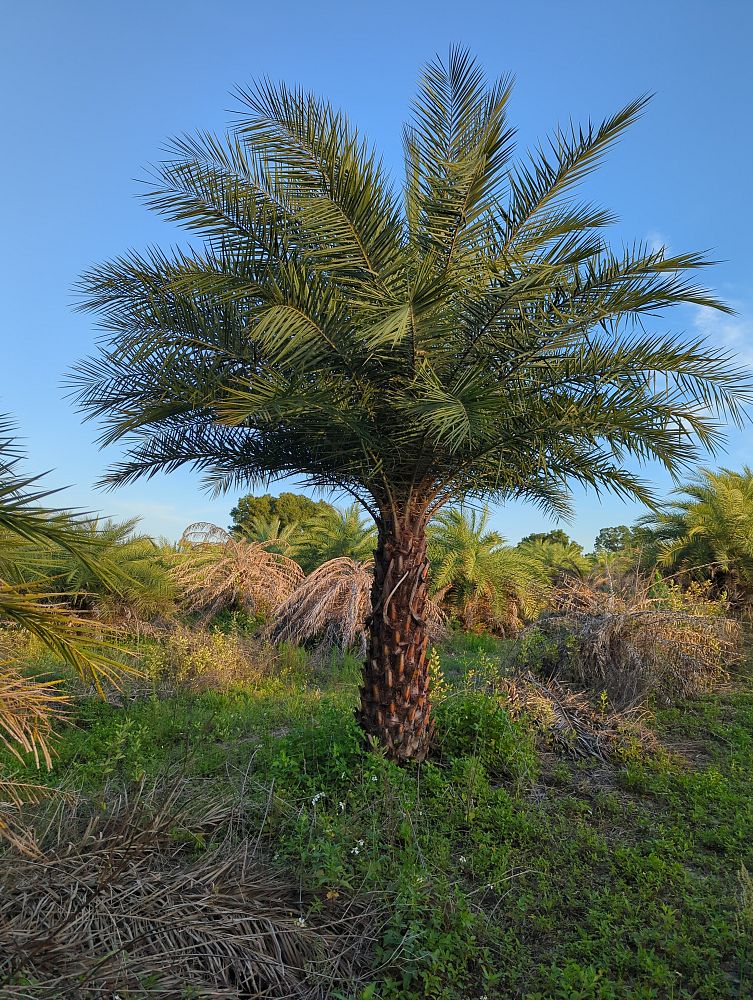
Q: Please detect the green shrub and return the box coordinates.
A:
[512,624,574,675]
[140,627,274,690]
[433,691,538,788]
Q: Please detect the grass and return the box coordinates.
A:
[2,634,752,999]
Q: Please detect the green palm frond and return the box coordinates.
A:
[69,47,750,541]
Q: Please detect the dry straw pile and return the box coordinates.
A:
[0,783,371,998]
[538,577,741,708]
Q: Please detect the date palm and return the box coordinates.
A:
[0,417,120,792]
[72,49,750,759]
[299,503,377,571]
[643,467,753,606]
[428,507,544,633]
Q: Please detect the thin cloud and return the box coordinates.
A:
[691,303,753,368]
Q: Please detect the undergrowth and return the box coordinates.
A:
[1,632,752,998]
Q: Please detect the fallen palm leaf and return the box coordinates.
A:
[173,522,303,619]
[0,782,371,997]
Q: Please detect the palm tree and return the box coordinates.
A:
[516,537,593,582]
[642,467,753,607]
[72,49,750,759]
[429,507,544,634]
[0,417,120,791]
[24,517,175,623]
[173,522,303,619]
[238,514,302,557]
[298,503,377,571]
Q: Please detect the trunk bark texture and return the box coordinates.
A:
[357,507,433,762]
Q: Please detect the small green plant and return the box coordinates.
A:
[736,863,753,993]
[433,691,538,789]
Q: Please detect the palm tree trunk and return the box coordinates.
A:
[357,507,434,762]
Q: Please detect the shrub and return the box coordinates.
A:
[530,578,741,708]
[433,691,538,788]
[141,627,276,691]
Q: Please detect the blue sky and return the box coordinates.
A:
[2,0,752,547]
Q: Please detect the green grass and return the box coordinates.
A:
[3,637,753,999]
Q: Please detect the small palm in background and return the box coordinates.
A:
[429,507,546,634]
[517,537,593,583]
[643,467,753,609]
[298,504,377,572]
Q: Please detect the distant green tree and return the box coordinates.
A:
[519,528,573,547]
[229,492,333,537]
[594,524,636,552]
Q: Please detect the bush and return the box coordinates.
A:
[141,626,277,691]
[433,691,538,788]
[526,578,741,708]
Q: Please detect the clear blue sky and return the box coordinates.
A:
[2,0,752,547]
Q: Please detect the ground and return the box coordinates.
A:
[2,632,752,999]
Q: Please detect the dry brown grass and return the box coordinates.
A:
[269,557,447,656]
[0,782,373,998]
[173,522,303,620]
[539,577,741,708]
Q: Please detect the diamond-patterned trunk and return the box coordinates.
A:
[357,509,433,762]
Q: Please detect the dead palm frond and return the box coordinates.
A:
[0,783,370,998]
[537,577,740,707]
[269,557,374,655]
[173,522,303,619]
[501,671,659,761]
[269,557,447,656]
[0,667,68,769]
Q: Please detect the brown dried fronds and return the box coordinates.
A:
[0,666,69,770]
[173,522,303,619]
[269,557,374,655]
[501,672,659,761]
[269,557,447,656]
[541,577,740,708]
[0,782,372,998]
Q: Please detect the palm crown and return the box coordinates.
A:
[72,48,751,759]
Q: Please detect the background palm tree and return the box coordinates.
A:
[23,517,175,623]
[643,467,753,608]
[429,507,545,634]
[72,49,749,759]
[298,504,377,572]
[237,514,302,557]
[516,537,593,583]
